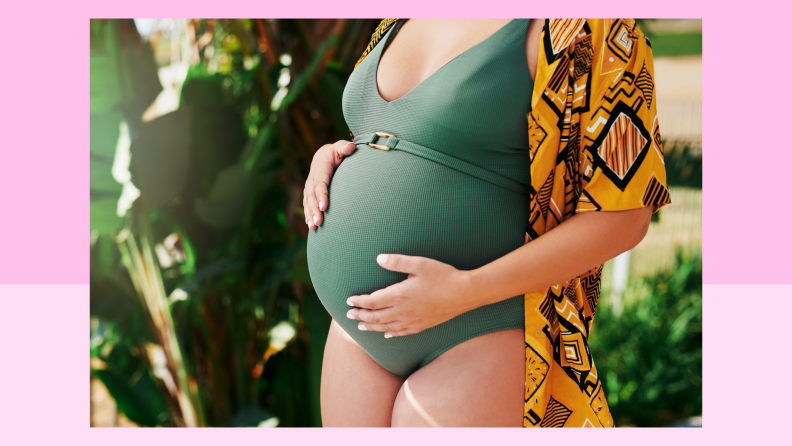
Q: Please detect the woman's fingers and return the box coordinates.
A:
[303,140,356,230]
[336,140,358,158]
[355,321,402,334]
[310,140,357,228]
[304,144,331,230]
[305,186,321,229]
[311,163,333,226]
[303,177,316,230]
[347,282,403,310]
[348,308,402,332]
[382,327,420,338]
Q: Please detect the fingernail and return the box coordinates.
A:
[358,323,367,331]
[346,311,355,319]
[346,142,356,150]
[319,200,324,210]
[346,298,353,306]
[377,254,388,265]
[384,333,393,339]
[313,215,319,225]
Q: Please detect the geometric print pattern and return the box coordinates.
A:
[636,63,654,108]
[350,18,671,428]
[540,397,573,427]
[523,18,670,428]
[597,112,648,180]
[354,18,398,71]
[525,343,549,406]
[643,176,671,208]
[544,19,587,64]
[588,102,654,191]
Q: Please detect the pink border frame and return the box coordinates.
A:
[0,0,787,440]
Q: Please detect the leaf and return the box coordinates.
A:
[272,33,339,112]
[91,158,123,194]
[90,20,163,231]
[90,19,162,124]
[130,108,192,208]
[91,232,121,278]
[180,63,249,189]
[242,121,276,172]
[194,163,252,228]
[91,197,125,233]
[90,111,127,233]
[90,111,126,185]
[195,148,284,229]
[90,21,131,115]
[92,368,169,427]
[91,341,170,426]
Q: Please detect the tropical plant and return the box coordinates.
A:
[90,18,378,427]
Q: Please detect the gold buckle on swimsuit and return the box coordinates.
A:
[369,131,395,151]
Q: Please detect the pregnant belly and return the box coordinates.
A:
[306,145,530,374]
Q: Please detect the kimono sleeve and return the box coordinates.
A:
[575,19,671,214]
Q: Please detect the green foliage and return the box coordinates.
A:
[664,142,702,189]
[91,320,171,426]
[634,19,702,57]
[90,20,163,233]
[90,19,375,427]
[129,108,192,208]
[649,32,702,58]
[589,248,702,427]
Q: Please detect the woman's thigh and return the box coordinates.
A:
[320,318,406,427]
[391,328,525,427]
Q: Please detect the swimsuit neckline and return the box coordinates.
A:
[373,19,519,105]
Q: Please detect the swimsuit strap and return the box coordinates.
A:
[381,18,408,54]
[353,132,531,196]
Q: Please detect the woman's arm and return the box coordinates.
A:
[466,206,651,308]
[346,206,652,337]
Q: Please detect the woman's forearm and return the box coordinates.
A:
[462,206,653,310]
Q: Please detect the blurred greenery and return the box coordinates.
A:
[664,142,702,189]
[635,19,702,57]
[590,248,703,427]
[90,18,702,427]
[649,32,702,58]
[90,18,375,427]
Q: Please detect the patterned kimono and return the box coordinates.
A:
[351,18,671,428]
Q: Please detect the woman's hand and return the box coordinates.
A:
[345,254,476,338]
[303,140,358,230]
[344,207,654,340]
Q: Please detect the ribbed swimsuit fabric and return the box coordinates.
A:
[350,18,534,186]
[307,19,534,378]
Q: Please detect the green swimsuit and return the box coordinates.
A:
[307,18,534,378]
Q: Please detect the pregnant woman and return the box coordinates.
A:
[304,18,670,427]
